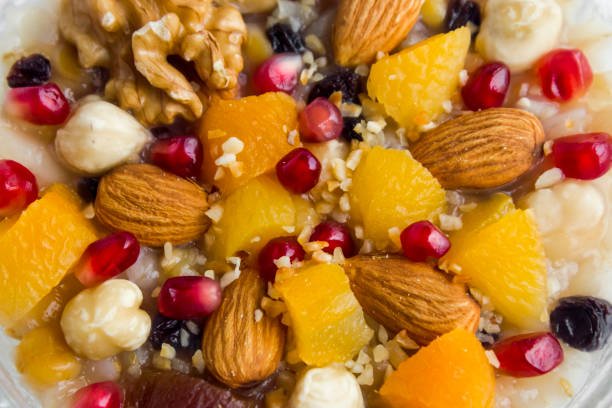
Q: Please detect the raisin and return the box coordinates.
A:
[308,69,364,104]
[446,0,481,36]
[341,116,364,142]
[550,296,611,351]
[266,23,305,54]
[76,178,100,203]
[7,54,52,88]
[149,314,202,352]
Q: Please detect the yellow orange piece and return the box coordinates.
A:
[421,0,448,28]
[443,208,547,329]
[350,146,446,249]
[199,92,300,194]
[275,263,373,366]
[206,176,296,260]
[16,325,81,386]
[244,24,273,69]
[381,328,495,408]
[367,26,471,129]
[451,193,515,245]
[0,184,97,327]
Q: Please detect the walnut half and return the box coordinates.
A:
[59,0,246,126]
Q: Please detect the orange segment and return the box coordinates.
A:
[0,184,98,327]
[275,264,373,366]
[380,328,495,408]
[199,92,300,194]
[367,26,471,129]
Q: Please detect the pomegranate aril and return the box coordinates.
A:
[0,159,38,218]
[309,221,356,257]
[149,135,203,179]
[158,276,222,320]
[400,221,450,262]
[461,62,510,110]
[493,332,564,378]
[253,53,302,94]
[299,97,343,143]
[258,236,306,282]
[74,231,140,287]
[5,83,70,125]
[72,381,123,408]
[536,49,593,102]
[276,148,322,194]
[552,133,611,180]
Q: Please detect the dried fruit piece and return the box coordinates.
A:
[258,236,306,282]
[266,23,305,54]
[550,296,611,351]
[400,221,450,262]
[299,97,343,143]
[461,62,510,111]
[149,136,203,179]
[345,256,480,345]
[72,382,123,408]
[380,328,495,408]
[0,160,38,218]
[276,148,322,194]
[7,54,51,88]
[551,133,611,180]
[341,117,364,142]
[536,49,593,102]
[493,332,563,378]
[445,0,480,35]
[308,70,363,104]
[76,177,100,203]
[5,83,70,125]
[309,221,356,257]
[253,53,303,94]
[149,314,202,352]
[158,276,222,320]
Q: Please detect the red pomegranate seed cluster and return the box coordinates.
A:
[158,276,222,320]
[493,332,564,377]
[299,97,343,143]
[309,220,356,257]
[149,135,203,179]
[253,53,303,94]
[258,236,306,282]
[536,49,593,102]
[0,159,38,218]
[276,148,322,194]
[5,83,70,125]
[461,62,510,111]
[72,381,123,408]
[400,221,450,262]
[551,133,611,180]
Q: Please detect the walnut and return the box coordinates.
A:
[59,0,246,126]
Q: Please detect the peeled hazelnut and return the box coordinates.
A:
[288,365,364,408]
[60,279,151,360]
[55,97,151,175]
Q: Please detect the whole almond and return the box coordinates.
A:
[344,255,480,345]
[203,269,285,388]
[333,0,425,66]
[95,164,210,246]
[410,108,545,190]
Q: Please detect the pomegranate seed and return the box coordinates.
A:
[536,49,593,102]
[74,231,140,287]
[551,133,611,180]
[72,381,122,408]
[5,83,70,125]
[461,62,510,110]
[158,276,222,319]
[299,97,343,143]
[400,221,450,262]
[0,160,38,218]
[149,136,203,179]
[253,53,303,94]
[258,236,306,282]
[493,332,564,377]
[309,221,355,257]
[276,148,322,194]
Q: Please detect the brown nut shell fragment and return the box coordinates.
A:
[344,255,480,345]
[203,269,285,388]
[410,108,545,190]
[95,164,210,247]
[333,0,425,66]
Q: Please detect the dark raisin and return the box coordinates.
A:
[550,296,611,351]
[7,54,52,88]
[149,314,202,352]
[76,177,100,203]
[341,116,363,142]
[446,0,481,36]
[308,69,364,104]
[266,23,305,54]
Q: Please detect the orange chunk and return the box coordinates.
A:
[0,184,98,327]
[367,27,471,129]
[275,263,373,366]
[199,92,300,194]
[380,328,495,408]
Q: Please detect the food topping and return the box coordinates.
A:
[309,220,356,257]
[149,135,203,179]
[536,49,593,102]
[492,332,564,377]
[5,83,71,125]
[55,98,151,175]
[276,148,322,194]
[266,23,306,54]
[400,221,450,262]
[299,97,343,143]
[551,133,612,181]
[550,296,611,351]
[60,279,151,360]
[149,314,202,352]
[76,177,100,203]
[288,365,364,408]
[308,69,363,104]
[258,236,305,282]
[253,53,303,94]
[7,54,52,88]
[59,0,246,126]
[0,160,38,218]
[157,276,222,320]
[461,61,510,111]
[445,0,481,35]
[72,381,123,408]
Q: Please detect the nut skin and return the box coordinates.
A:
[333,0,425,66]
[95,164,210,247]
[410,108,545,190]
[344,255,480,345]
[202,269,285,388]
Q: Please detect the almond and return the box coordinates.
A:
[333,0,425,66]
[95,164,210,247]
[411,108,545,190]
[202,269,285,388]
[344,255,480,345]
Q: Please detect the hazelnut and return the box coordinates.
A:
[288,365,364,408]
